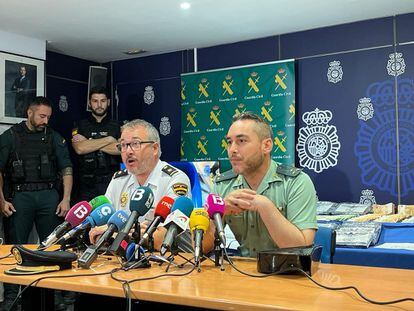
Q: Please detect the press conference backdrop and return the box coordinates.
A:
[180,60,295,164]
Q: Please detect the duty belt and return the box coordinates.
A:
[13,182,55,192]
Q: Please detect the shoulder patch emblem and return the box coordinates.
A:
[120,191,128,208]
[276,164,302,177]
[113,169,128,179]
[214,169,237,183]
[172,183,188,196]
[162,164,178,177]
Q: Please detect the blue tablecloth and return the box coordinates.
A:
[333,223,414,269]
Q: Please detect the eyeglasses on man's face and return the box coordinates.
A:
[116,139,155,152]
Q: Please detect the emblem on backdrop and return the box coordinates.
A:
[234,103,246,117]
[247,72,260,93]
[181,81,186,101]
[222,75,234,96]
[296,108,341,173]
[159,117,171,136]
[355,79,414,197]
[274,131,287,153]
[359,189,376,205]
[327,60,343,83]
[357,97,374,121]
[198,78,209,98]
[209,106,221,126]
[274,68,288,91]
[197,135,208,156]
[59,95,68,112]
[144,86,155,105]
[386,53,406,77]
[186,108,197,128]
[261,101,273,122]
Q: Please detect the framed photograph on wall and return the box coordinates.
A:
[0,52,45,124]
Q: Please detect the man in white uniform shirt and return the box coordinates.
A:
[89,119,191,250]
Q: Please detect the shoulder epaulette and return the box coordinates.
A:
[214,169,237,183]
[162,164,178,177]
[276,164,302,177]
[113,169,128,179]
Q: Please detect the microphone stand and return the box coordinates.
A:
[214,233,225,271]
[124,220,151,270]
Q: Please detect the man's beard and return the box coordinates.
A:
[91,106,108,117]
[29,116,46,132]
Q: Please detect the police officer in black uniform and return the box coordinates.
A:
[72,87,120,202]
[0,96,73,310]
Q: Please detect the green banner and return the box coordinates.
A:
[180,59,295,165]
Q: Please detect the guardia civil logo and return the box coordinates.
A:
[296,108,341,173]
[274,68,288,91]
[247,72,260,93]
[327,60,343,83]
[186,108,197,128]
[261,101,273,122]
[222,74,234,96]
[198,78,209,98]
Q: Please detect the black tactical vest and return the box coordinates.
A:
[9,122,57,184]
[76,117,120,184]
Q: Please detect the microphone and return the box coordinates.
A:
[206,194,226,246]
[40,201,92,248]
[138,196,174,247]
[160,197,194,256]
[189,208,210,264]
[78,210,129,269]
[109,186,154,257]
[89,195,112,210]
[57,203,115,245]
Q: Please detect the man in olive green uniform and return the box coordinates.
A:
[0,96,73,310]
[203,112,317,258]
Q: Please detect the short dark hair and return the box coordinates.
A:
[232,111,274,140]
[28,96,52,109]
[89,87,108,100]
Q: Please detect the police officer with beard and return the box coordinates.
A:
[72,87,121,202]
[0,96,73,310]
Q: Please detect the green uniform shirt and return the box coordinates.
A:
[0,124,72,173]
[213,160,317,258]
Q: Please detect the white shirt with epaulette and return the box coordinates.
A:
[105,160,192,222]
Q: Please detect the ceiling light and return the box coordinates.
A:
[123,49,146,55]
[180,2,191,10]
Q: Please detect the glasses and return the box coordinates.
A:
[116,140,155,152]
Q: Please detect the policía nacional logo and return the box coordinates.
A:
[59,95,68,112]
[357,97,374,121]
[159,117,171,136]
[296,108,341,173]
[198,78,209,98]
[143,86,155,105]
[209,106,221,126]
[186,107,197,127]
[355,78,414,197]
[274,68,288,91]
[327,60,343,84]
[260,101,273,122]
[197,135,208,156]
[359,189,376,205]
[222,74,234,96]
[386,52,406,77]
[247,72,260,93]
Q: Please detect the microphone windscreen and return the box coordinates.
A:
[65,201,92,227]
[88,203,115,226]
[206,194,225,218]
[154,196,174,219]
[89,195,112,210]
[171,197,194,217]
[107,210,129,231]
[129,186,154,216]
[189,209,210,232]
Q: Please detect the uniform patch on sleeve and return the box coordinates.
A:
[162,165,178,177]
[172,183,188,196]
[113,169,128,179]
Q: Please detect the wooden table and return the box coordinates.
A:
[0,245,413,310]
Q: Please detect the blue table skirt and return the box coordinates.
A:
[333,223,414,269]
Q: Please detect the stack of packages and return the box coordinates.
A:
[316,201,371,222]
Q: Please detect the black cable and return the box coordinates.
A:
[7,269,117,311]
[223,248,414,306]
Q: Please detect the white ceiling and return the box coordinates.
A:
[1,0,414,63]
